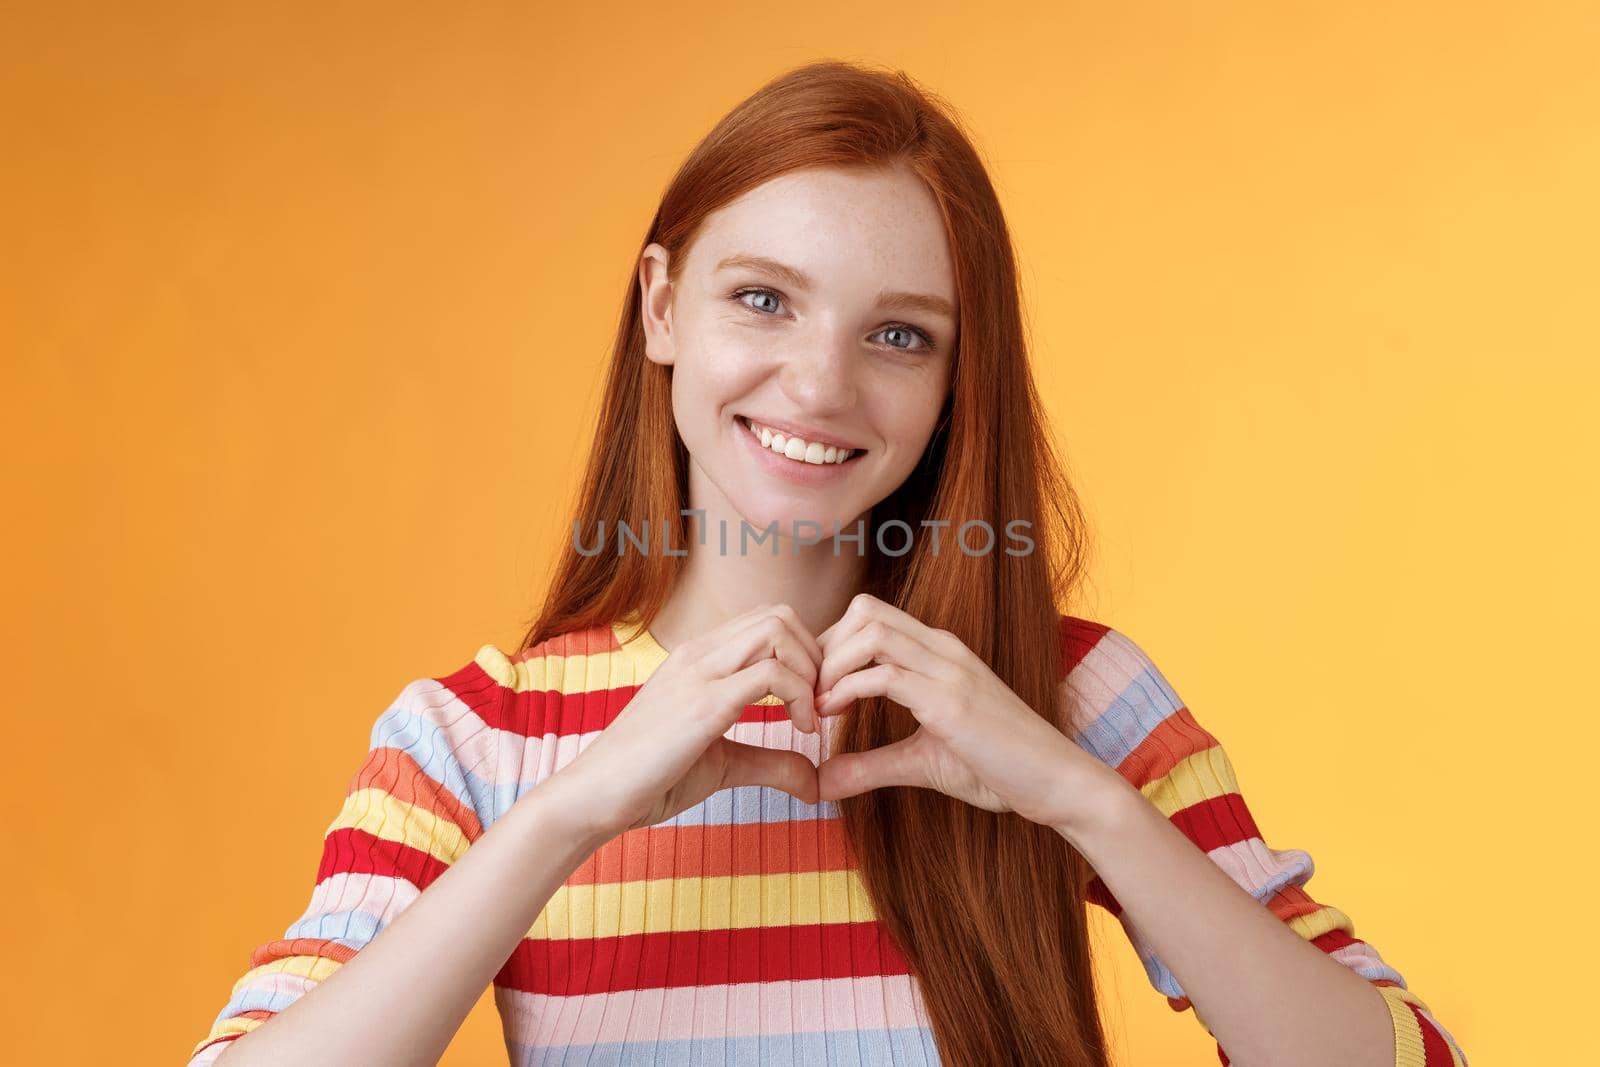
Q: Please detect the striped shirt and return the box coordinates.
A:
[188,613,1468,1066]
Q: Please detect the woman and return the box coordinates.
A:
[190,60,1468,1067]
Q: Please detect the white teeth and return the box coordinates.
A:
[742,417,856,465]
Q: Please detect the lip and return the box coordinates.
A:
[737,414,865,453]
[736,415,863,486]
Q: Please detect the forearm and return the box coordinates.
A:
[1057,776,1394,1067]
[214,773,615,1067]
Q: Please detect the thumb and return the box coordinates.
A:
[717,739,820,805]
[817,732,929,801]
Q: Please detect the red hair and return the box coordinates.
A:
[520,59,1107,1066]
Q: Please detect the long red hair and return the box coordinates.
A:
[519,59,1108,1066]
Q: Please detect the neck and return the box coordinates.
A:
[645,467,871,652]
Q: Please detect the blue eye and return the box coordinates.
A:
[879,326,925,351]
[728,287,937,353]
[733,287,783,315]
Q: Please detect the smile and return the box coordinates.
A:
[738,415,862,466]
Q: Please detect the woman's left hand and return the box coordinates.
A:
[813,593,1131,835]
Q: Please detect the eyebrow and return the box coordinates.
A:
[714,253,957,322]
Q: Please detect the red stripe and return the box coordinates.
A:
[1169,792,1261,853]
[459,670,629,736]
[494,921,912,995]
[439,663,809,741]
[315,827,453,890]
[1407,1000,1455,1065]
[434,661,524,733]
[1059,613,1112,681]
[1308,927,1362,955]
[437,622,631,737]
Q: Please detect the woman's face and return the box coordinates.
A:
[639,164,957,541]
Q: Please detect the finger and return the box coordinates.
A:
[815,618,946,702]
[816,732,929,801]
[716,654,820,735]
[765,602,824,673]
[815,595,882,679]
[717,738,820,806]
[817,662,942,723]
[816,593,873,651]
[817,593,944,662]
[703,608,820,694]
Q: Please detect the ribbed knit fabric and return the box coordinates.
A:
[187,613,1467,1066]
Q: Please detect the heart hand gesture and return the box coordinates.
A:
[813,594,1126,834]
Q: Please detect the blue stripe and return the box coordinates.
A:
[658,784,840,827]
[374,682,493,822]
[1069,660,1184,769]
[208,981,323,1025]
[498,771,842,829]
[283,907,383,945]
[514,1025,940,1066]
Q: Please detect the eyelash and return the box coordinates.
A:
[729,286,938,353]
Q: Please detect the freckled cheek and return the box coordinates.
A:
[671,345,767,417]
[871,377,947,450]
[701,329,789,384]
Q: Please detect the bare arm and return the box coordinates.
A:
[206,606,827,1066]
[214,772,613,1067]
[1060,781,1397,1067]
[1055,622,1467,1066]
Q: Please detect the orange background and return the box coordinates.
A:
[4,2,1593,1063]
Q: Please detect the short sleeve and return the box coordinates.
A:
[1057,616,1469,1067]
[185,652,510,1064]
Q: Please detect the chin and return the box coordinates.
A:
[728,493,856,542]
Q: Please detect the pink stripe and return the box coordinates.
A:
[235,971,317,998]
[497,712,828,788]
[495,974,928,1044]
[305,871,422,919]
[1328,940,1392,974]
[1202,837,1306,893]
[187,1042,231,1065]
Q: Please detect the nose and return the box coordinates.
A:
[778,325,858,415]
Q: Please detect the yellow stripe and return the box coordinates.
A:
[475,642,640,696]
[228,952,344,997]
[527,870,874,939]
[1139,745,1238,818]
[1284,902,1357,942]
[476,636,789,704]
[323,787,471,866]
[1376,984,1462,1067]
[1379,983,1428,1067]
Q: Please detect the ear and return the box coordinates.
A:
[638,242,676,367]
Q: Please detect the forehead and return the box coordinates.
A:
[685,166,956,302]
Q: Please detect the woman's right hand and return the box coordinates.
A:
[552,603,832,840]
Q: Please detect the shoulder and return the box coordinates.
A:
[463,618,646,701]
[1054,612,1179,707]
[1054,612,1214,785]
[398,619,641,739]
[374,643,522,746]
